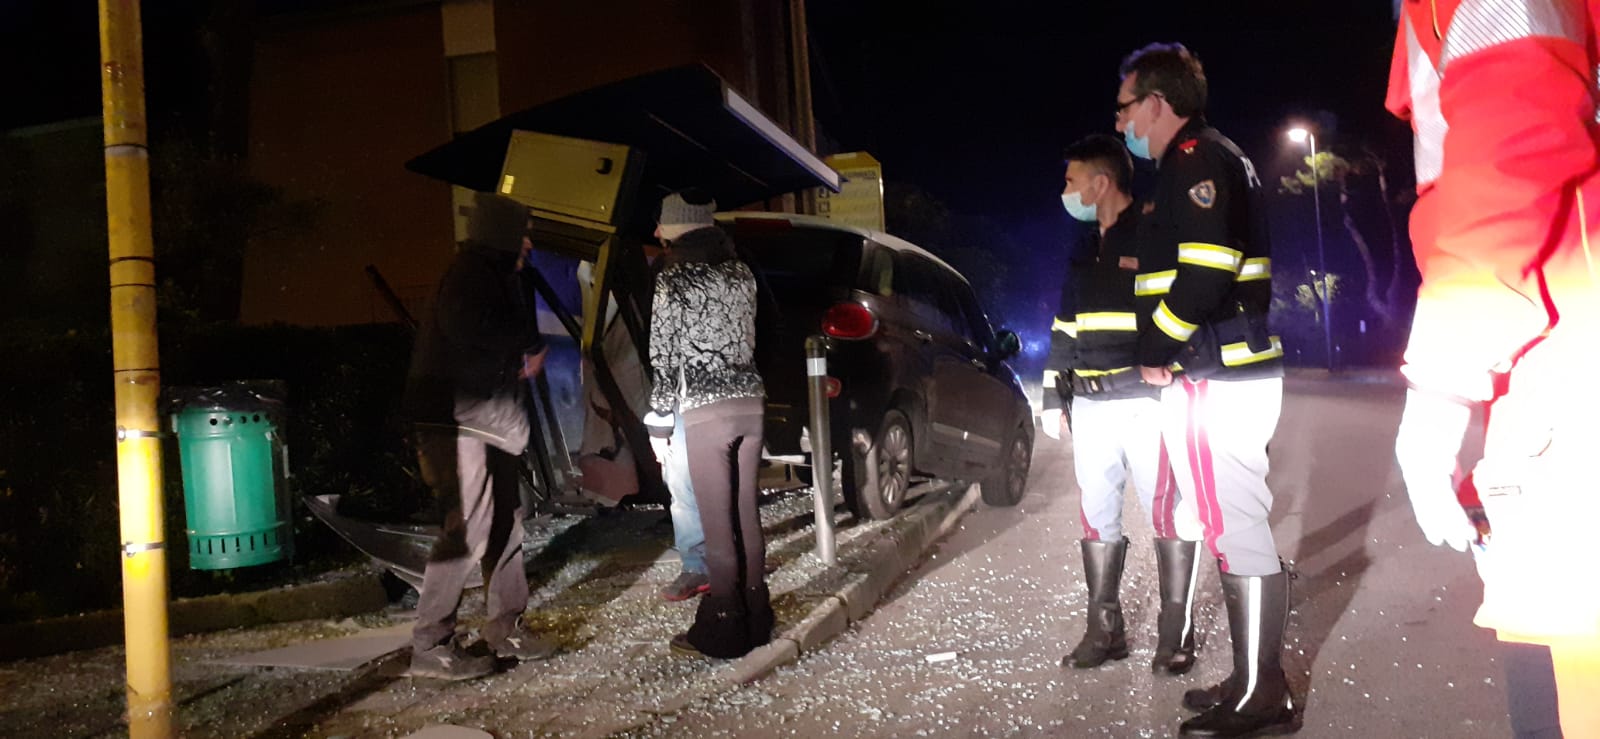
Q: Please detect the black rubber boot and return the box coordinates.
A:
[1179,568,1299,737]
[1153,538,1202,675]
[1063,537,1130,669]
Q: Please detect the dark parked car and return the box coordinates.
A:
[723,213,1033,519]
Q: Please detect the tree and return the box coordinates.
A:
[882,181,1017,331]
[149,140,323,323]
[1279,149,1410,327]
[138,1,324,323]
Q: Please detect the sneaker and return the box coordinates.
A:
[489,622,559,661]
[408,640,495,680]
[659,571,711,601]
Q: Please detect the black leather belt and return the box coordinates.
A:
[1069,368,1157,399]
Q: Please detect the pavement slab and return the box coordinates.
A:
[214,624,412,671]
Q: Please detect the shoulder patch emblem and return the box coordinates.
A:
[1188,180,1216,209]
[1178,139,1199,154]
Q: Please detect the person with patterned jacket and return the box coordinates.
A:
[1052,134,1205,677]
[642,189,772,659]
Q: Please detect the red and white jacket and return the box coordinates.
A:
[1387,0,1600,403]
[1390,0,1600,640]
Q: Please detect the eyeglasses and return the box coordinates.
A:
[1113,96,1144,121]
[1113,93,1159,122]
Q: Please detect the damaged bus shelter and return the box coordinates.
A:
[309,64,841,587]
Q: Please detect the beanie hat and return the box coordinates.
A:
[657,188,717,241]
[465,191,529,253]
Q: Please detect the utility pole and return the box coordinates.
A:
[99,0,174,736]
[789,0,818,215]
[1287,126,1334,370]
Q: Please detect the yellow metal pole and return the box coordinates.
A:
[99,0,174,736]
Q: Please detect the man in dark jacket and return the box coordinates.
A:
[1116,44,1292,736]
[403,191,557,680]
[1053,134,1203,677]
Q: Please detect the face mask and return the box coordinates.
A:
[1060,191,1097,222]
[1124,119,1152,160]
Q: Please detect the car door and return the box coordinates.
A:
[890,253,970,477]
[940,274,1018,461]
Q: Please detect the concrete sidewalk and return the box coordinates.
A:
[0,480,980,738]
[622,373,1516,738]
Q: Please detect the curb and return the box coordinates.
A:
[0,571,388,661]
[715,482,981,687]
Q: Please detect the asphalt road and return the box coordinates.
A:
[626,374,1513,738]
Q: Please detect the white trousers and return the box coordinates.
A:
[1071,395,1201,542]
[1160,376,1284,576]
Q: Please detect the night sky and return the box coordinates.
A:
[805,0,1411,350]
[4,0,1411,358]
[808,0,1407,215]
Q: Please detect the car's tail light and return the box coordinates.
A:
[822,302,877,340]
[825,376,842,398]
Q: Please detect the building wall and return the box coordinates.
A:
[240,4,456,326]
[240,0,809,326]
[492,0,753,113]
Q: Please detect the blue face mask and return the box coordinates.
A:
[1060,191,1097,222]
[1124,120,1152,161]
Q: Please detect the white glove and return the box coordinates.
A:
[649,436,671,465]
[1393,388,1478,552]
[1040,408,1063,441]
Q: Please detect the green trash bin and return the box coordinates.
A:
[169,382,292,570]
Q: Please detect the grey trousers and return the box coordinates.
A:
[681,397,774,657]
[411,429,529,651]
[684,398,766,601]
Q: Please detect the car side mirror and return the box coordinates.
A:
[993,329,1021,360]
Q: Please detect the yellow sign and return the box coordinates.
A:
[818,151,885,232]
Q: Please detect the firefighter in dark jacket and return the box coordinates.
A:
[1115,44,1295,737]
[1040,220,1093,436]
[402,191,558,680]
[1052,134,1205,676]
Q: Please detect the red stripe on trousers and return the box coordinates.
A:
[1151,438,1177,538]
[1080,505,1102,540]
[1185,379,1228,571]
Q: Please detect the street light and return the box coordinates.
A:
[1287,125,1333,370]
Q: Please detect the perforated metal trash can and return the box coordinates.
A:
[169,384,292,570]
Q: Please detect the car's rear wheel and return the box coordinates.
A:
[981,424,1031,507]
[853,409,913,520]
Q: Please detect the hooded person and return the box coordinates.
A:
[402,191,558,680]
[643,189,772,657]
